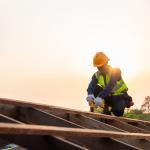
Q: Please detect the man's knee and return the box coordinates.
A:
[112,108,124,117]
[111,98,126,117]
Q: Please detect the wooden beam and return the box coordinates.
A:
[0,114,87,150]
[46,112,150,150]
[0,114,23,124]
[0,123,149,140]
[0,98,150,126]
[0,98,114,120]
[0,107,137,150]
[105,119,150,133]
[117,117,150,125]
[129,122,150,132]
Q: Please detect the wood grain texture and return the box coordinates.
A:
[0,123,149,140]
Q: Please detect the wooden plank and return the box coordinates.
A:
[52,136,89,150]
[48,112,150,150]
[0,114,24,124]
[12,107,139,150]
[0,98,150,126]
[0,114,87,150]
[129,122,150,132]
[0,106,138,150]
[117,117,150,125]
[105,119,150,133]
[2,134,86,150]
[17,107,84,128]
[0,123,149,140]
[0,104,150,150]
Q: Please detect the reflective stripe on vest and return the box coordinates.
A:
[95,71,110,88]
[95,71,128,95]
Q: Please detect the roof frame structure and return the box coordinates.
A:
[0,98,149,150]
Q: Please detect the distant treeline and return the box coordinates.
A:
[124,109,150,121]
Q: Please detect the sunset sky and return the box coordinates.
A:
[0,0,150,110]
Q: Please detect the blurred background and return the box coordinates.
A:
[0,0,150,111]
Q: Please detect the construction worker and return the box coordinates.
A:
[86,52,134,116]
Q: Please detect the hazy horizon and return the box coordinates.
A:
[0,0,150,111]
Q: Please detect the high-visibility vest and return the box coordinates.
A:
[95,69,128,96]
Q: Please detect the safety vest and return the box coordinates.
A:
[95,69,128,96]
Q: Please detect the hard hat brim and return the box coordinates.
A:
[93,63,105,67]
[93,59,109,67]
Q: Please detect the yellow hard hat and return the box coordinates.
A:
[93,52,109,67]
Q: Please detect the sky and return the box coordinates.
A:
[0,0,150,110]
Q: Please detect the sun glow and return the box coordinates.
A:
[0,0,150,109]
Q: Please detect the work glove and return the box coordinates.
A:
[86,94,95,103]
[94,97,104,107]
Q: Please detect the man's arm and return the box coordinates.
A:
[87,74,98,95]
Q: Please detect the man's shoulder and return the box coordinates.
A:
[111,67,121,74]
[93,71,101,79]
[111,67,122,80]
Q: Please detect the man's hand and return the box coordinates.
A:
[86,94,95,103]
[94,97,104,107]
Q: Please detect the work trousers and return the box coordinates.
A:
[105,95,126,116]
[93,85,127,117]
